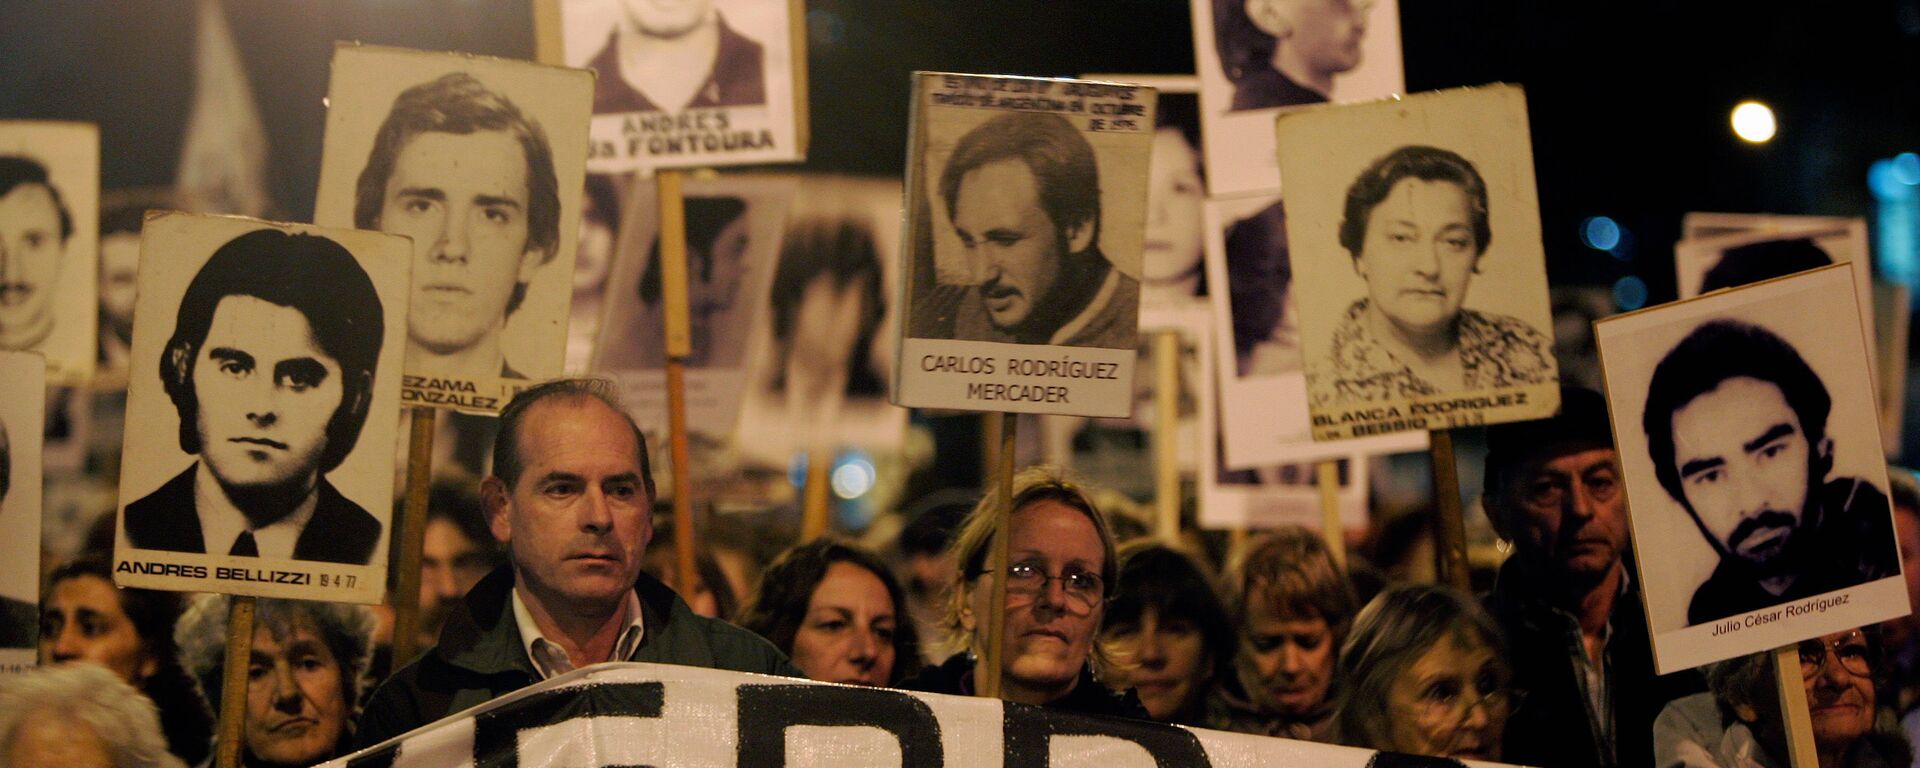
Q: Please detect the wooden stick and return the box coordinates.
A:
[657,169,699,598]
[388,407,437,672]
[978,413,1017,699]
[800,444,833,540]
[1316,459,1346,570]
[1773,645,1820,767]
[1428,429,1470,590]
[1152,329,1180,543]
[213,596,255,768]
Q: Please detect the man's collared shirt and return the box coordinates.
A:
[193,462,318,559]
[509,586,645,680]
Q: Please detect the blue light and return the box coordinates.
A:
[1897,152,1920,186]
[831,455,876,499]
[1608,227,1635,261]
[1581,216,1621,252]
[1612,276,1648,310]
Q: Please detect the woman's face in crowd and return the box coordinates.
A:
[1103,605,1209,720]
[1144,127,1205,283]
[1354,178,1480,340]
[790,561,898,687]
[245,621,349,767]
[1384,634,1509,760]
[967,499,1107,700]
[1801,629,1876,753]
[1237,593,1335,717]
[39,574,156,685]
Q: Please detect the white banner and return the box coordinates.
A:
[329,663,1517,767]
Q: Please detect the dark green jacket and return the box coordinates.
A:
[354,565,800,748]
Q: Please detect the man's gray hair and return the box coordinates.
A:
[0,664,186,768]
[175,595,377,711]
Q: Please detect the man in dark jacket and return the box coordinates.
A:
[1482,387,1701,767]
[356,379,797,746]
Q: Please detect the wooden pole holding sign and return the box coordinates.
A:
[213,596,255,768]
[657,169,701,597]
[978,413,1018,699]
[1151,330,1180,543]
[1772,645,1820,767]
[1428,430,1470,590]
[1316,459,1346,571]
[388,407,438,671]
[801,444,834,540]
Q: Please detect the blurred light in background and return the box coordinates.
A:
[1611,275,1648,310]
[1871,154,1920,302]
[831,455,876,499]
[1731,101,1777,144]
[1581,216,1621,251]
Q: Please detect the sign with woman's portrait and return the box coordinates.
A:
[1279,85,1559,440]
[114,213,410,604]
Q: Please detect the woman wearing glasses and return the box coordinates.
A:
[1330,584,1512,761]
[901,467,1146,717]
[1655,627,1906,768]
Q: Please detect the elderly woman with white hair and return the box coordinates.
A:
[0,663,186,768]
[175,595,376,767]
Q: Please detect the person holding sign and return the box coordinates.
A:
[586,0,767,115]
[1312,145,1553,406]
[941,112,1139,349]
[121,229,385,565]
[355,380,798,747]
[1642,319,1898,625]
[0,155,73,353]
[903,467,1145,717]
[353,72,562,382]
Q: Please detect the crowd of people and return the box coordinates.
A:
[6,379,1920,768]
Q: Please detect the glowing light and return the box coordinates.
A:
[831,457,875,499]
[1612,276,1648,310]
[1581,216,1621,252]
[1731,101,1776,144]
[1896,152,1920,186]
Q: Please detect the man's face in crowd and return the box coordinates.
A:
[622,0,713,38]
[487,397,653,611]
[194,296,343,494]
[0,182,65,350]
[1496,446,1629,583]
[1670,376,1818,571]
[39,574,156,684]
[418,516,495,645]
[952,159,1085,336]
[245,621,349,767]
[379,129,539,358]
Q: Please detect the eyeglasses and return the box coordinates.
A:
[1799,631,1872,679]
[973,561,1104,609]
[1411,667,1516,722]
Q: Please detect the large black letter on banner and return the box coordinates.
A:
[1002,705,1210,768]
[736,684,944,767]
[472,682,666,768]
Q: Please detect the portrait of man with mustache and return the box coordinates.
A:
[1641,318,1898,625]
[122,228,385,565]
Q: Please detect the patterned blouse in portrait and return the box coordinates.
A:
[1311,299,1554,406]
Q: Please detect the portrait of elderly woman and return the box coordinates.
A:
[1310,145,1553,407]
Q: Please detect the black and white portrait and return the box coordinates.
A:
[556,0,805,171]
[1041,305,1210,502]
[115,215,408,603]
[1597,264,1908,673]
[0,351,45,658]
[1280,86,1558,439]
[0,123,98,385]
[1189,0,1401,195]
[314,45,593,412]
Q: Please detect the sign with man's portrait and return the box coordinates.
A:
[314,44,593,414]
[1596,263,1907,673]
[592,175,793,439]
[1188,0,1402,196]
[114,214,410,604]
[546,0,807,172]
[0,351,45,670]
[1204,193,1426,465]
[0,122,97,386]
[895,72,1156,419]
[1279,85,1559,440]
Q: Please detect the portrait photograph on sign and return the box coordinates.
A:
[114,214,409,604]
[1681,210,1855,241]
[1041,305,1210,502]
[592,175,793,439]
[1280,85,1559,440]
[313,44,593,414]
[1200,449,1368,532]
[552,0,806,172]
[0,351,45,670]
[1082,75,1209,311]
[0,122,98,386]
[895,72,1155,419]
[1188,0,1402,195]
[1206,194,1426,465]
[1595,264,1906,673]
